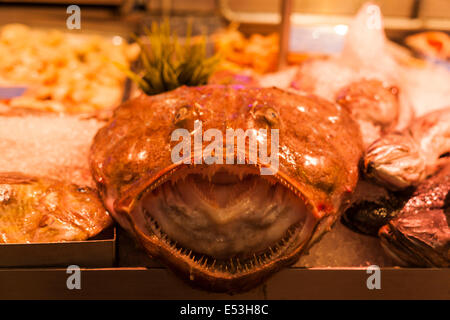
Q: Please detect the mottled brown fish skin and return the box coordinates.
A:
[90,85,363,291]
[336,79,400,147]
[379,164,450,267]
[0,172,112,243]
[336,79,399,130]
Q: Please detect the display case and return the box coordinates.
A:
[0,0,448,300]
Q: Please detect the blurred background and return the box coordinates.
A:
[0,0,448,110]
[0,0,449,37]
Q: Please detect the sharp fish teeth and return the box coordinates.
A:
[229,258,235,270]
[143,164,306,276]
[258,256,264,265]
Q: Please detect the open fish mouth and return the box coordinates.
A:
[126,163,316,291]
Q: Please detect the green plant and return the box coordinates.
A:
[118,20,221,95]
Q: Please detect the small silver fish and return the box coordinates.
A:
[364,107,450,190]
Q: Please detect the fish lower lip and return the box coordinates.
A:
[144,209,302,273]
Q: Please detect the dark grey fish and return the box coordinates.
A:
[378,164,450,267]
[342,178,412,236]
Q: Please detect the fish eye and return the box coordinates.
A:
[174,107,188,122]
[265,108,278,123]
[255,106,280,127]
[173,105,196,126]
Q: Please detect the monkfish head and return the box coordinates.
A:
[90,85,363,292]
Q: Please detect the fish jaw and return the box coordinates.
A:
[107,162,334,292]
[90,85,363,291]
